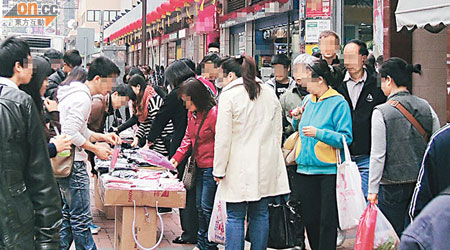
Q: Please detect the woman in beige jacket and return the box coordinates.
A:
[213,55,290,250]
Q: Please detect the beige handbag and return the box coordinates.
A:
[283,131,299,166]
[51,146,76,178]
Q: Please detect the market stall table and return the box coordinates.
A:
[98,175,186,250]
[95,145,185,250]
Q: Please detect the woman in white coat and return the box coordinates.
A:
[213,55,290,250]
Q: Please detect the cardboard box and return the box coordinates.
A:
[94,176,115,219]
[115,206,158,250]
[99,176,186,208]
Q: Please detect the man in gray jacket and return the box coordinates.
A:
[57,56,121,250]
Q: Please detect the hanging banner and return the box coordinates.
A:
[373,0,384,57]
[306,0,331,17]
[196,4,216,33]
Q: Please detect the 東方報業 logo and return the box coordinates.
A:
[3,2,58,26]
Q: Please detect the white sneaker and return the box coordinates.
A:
[336,229,346,247]
[90,224,101,234]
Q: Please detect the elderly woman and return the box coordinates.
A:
[279,54,317,248]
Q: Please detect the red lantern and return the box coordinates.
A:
[161,2,172,16]
[157,6,165,18]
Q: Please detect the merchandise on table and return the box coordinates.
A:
[95,147,184,192]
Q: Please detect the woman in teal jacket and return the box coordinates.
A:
[291,59,352,250]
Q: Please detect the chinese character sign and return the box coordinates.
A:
[306,0,331,18]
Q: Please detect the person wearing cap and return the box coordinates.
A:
[265,53,296,99]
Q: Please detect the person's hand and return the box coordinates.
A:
[291,107,303,120]
[103,133,121,145]
[131,137,139,148]
[146,141,154,149]
[302,126,317,137]
[50,134,72,153]
[94,144,113,160]
[44,98,58,112]
[214,177,223,183]
[368,193,378,204]
[170,158,178,168]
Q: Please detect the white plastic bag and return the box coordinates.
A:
[336,136,367,230]
[374,208,400,250]
[208,187,227,245]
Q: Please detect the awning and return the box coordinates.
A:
[395,0,450,32]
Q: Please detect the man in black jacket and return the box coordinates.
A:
[45,49,82,99]
[318,30,344,89]
[338,39,386,199]
[0,36,62,250]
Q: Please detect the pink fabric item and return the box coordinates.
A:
[172,106,217,168]
[197,76,218,97]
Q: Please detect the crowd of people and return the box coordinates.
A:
[0,30,449,250]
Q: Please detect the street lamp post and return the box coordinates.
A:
[141,0,147,65]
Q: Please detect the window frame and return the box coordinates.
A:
[87,10,95,22]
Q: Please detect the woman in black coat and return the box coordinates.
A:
[147,59,199,244]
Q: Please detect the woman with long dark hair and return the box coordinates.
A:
[368,57,440,236]
[147,60,198,244]
[60,66,87,86]
[20,55,72,158]
[128,74,174,155]
[213,55,290,250]
[170,77,218,250]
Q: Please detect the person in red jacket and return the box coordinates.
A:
[170,77,218,250]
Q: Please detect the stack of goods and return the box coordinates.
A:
[96,148,184,192]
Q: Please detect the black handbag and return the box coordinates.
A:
[182,109,210,190]
[246,198,305,249]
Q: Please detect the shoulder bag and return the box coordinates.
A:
[182,108,211,190]
[51,145,76,178]
[387,99,430,142]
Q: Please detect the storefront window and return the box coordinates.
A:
[343,0,373,46]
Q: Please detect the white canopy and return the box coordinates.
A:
[395,0,450,31]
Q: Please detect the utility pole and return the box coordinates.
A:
[141,0,147,65]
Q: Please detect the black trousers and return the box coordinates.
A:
[177,157,198,241]
[292,173,338,250]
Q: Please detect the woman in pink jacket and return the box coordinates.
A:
[170,77,218,250]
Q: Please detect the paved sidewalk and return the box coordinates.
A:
[86,179,355,250]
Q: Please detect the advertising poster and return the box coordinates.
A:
[306,0,331,18]
[305,19,331,43]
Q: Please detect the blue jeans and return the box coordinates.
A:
[57,161,97,250]
[226,197,271,250]
[352,155,370,199]
[196,168,218,250]
[378,183,415,237]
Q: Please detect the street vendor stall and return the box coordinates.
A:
[96,145,185,250]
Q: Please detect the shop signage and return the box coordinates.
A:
[238,32,246,53]
[305,19,331,43]
[178,29,186,39]
[373,0,384,56]
[299,0,306,19]
[169,32,178,41]
[306,0,331,17]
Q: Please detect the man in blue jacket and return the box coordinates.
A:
[408,124,450,221]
